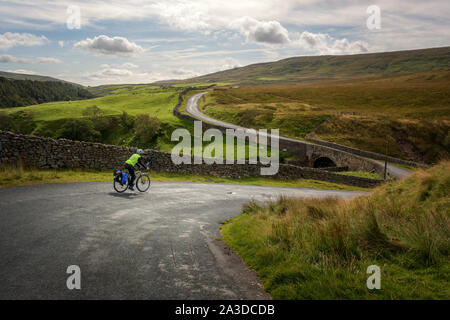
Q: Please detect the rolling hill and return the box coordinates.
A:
[0,71,82,87]
[0,76,93,108]
[160,46,450,85]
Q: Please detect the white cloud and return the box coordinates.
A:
[74,35,144,56]
[98,62,138,69]
[167,57,242,79]
[82,66,160,85]
[219,57,242,70]
[170,68,197,76]
[2,0,447,86]
[230,16,290,45]
[103,68,133,76]
[58,41,64,48]
[0,54,61,64]
[121,62,139,69]
[37,57,62,64]
[0,55,32,63]
[79,57,242,85]
[229,16,368,54]
[0,1,448,55]
[92,68,133,78]
[6,69,37,75]
[150,1,211,33]
[0,32,48,50]
[293,32,369,55]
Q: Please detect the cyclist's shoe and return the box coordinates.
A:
[128,184,135,191]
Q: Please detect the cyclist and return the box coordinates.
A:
[125,149,149,191]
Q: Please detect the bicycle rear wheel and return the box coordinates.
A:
[113,179,128,193]
[136,174,151,192]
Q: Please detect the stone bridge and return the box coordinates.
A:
[274,135,386,176]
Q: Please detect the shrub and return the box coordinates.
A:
[58,119,100,142]
[134,114,161,144]
[0,111,12,131]
[10,110,36,134]
[82,105,110,131]
[120,111,135,130]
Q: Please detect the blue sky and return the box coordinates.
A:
[0,0,449,86]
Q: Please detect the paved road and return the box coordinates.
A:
[186,92,412,179]
[186,92,318,145]
[373,160,411,179]
[0,182,364,299]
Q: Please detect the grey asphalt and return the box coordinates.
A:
[186,92,412,179]
[0,181,364,299]
[372,160,411,179]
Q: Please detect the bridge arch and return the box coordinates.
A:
[313,156,337,168]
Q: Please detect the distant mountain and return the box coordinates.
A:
[0,71,82,88]
[161,46,450,85]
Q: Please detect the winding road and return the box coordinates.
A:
[0,182,364,299]
[186,92,412,179]
[0,92,410,300]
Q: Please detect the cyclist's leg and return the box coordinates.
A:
[125,164,136,187]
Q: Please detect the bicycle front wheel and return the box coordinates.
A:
[114,179,128,193]
[136,174,151,192]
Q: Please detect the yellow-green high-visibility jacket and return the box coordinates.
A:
[126,154,141,166]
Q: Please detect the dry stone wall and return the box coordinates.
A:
[0,130,382,188]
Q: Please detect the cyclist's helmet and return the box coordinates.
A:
[136,149,144,155]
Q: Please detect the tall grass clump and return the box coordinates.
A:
[221,161,450,299]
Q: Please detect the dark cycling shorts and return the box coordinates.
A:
[124,163,135,179]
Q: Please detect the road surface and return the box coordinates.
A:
[186,92,412,179]
[0,182,364,299]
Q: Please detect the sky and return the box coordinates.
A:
[0,0,449,86]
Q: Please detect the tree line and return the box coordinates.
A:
[0,76,93,108]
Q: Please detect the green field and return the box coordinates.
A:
[221,161,450,299]
[5,86,178,121]
[2,47,449,165]
[338,171,382,179]
[257,77,285,81]
[86,84,161,97]
[171,82,232,88]
[1,85,287,160]
[199,71,450,164]
[168,47,450,86]
[1,85,196,152]
[163,47,450,165]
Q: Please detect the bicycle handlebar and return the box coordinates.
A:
[145,157,153,168]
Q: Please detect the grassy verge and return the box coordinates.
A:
[388,162,416,170]
[0,164,368,191]
[221,161,450,299]
[338,171,382,179]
